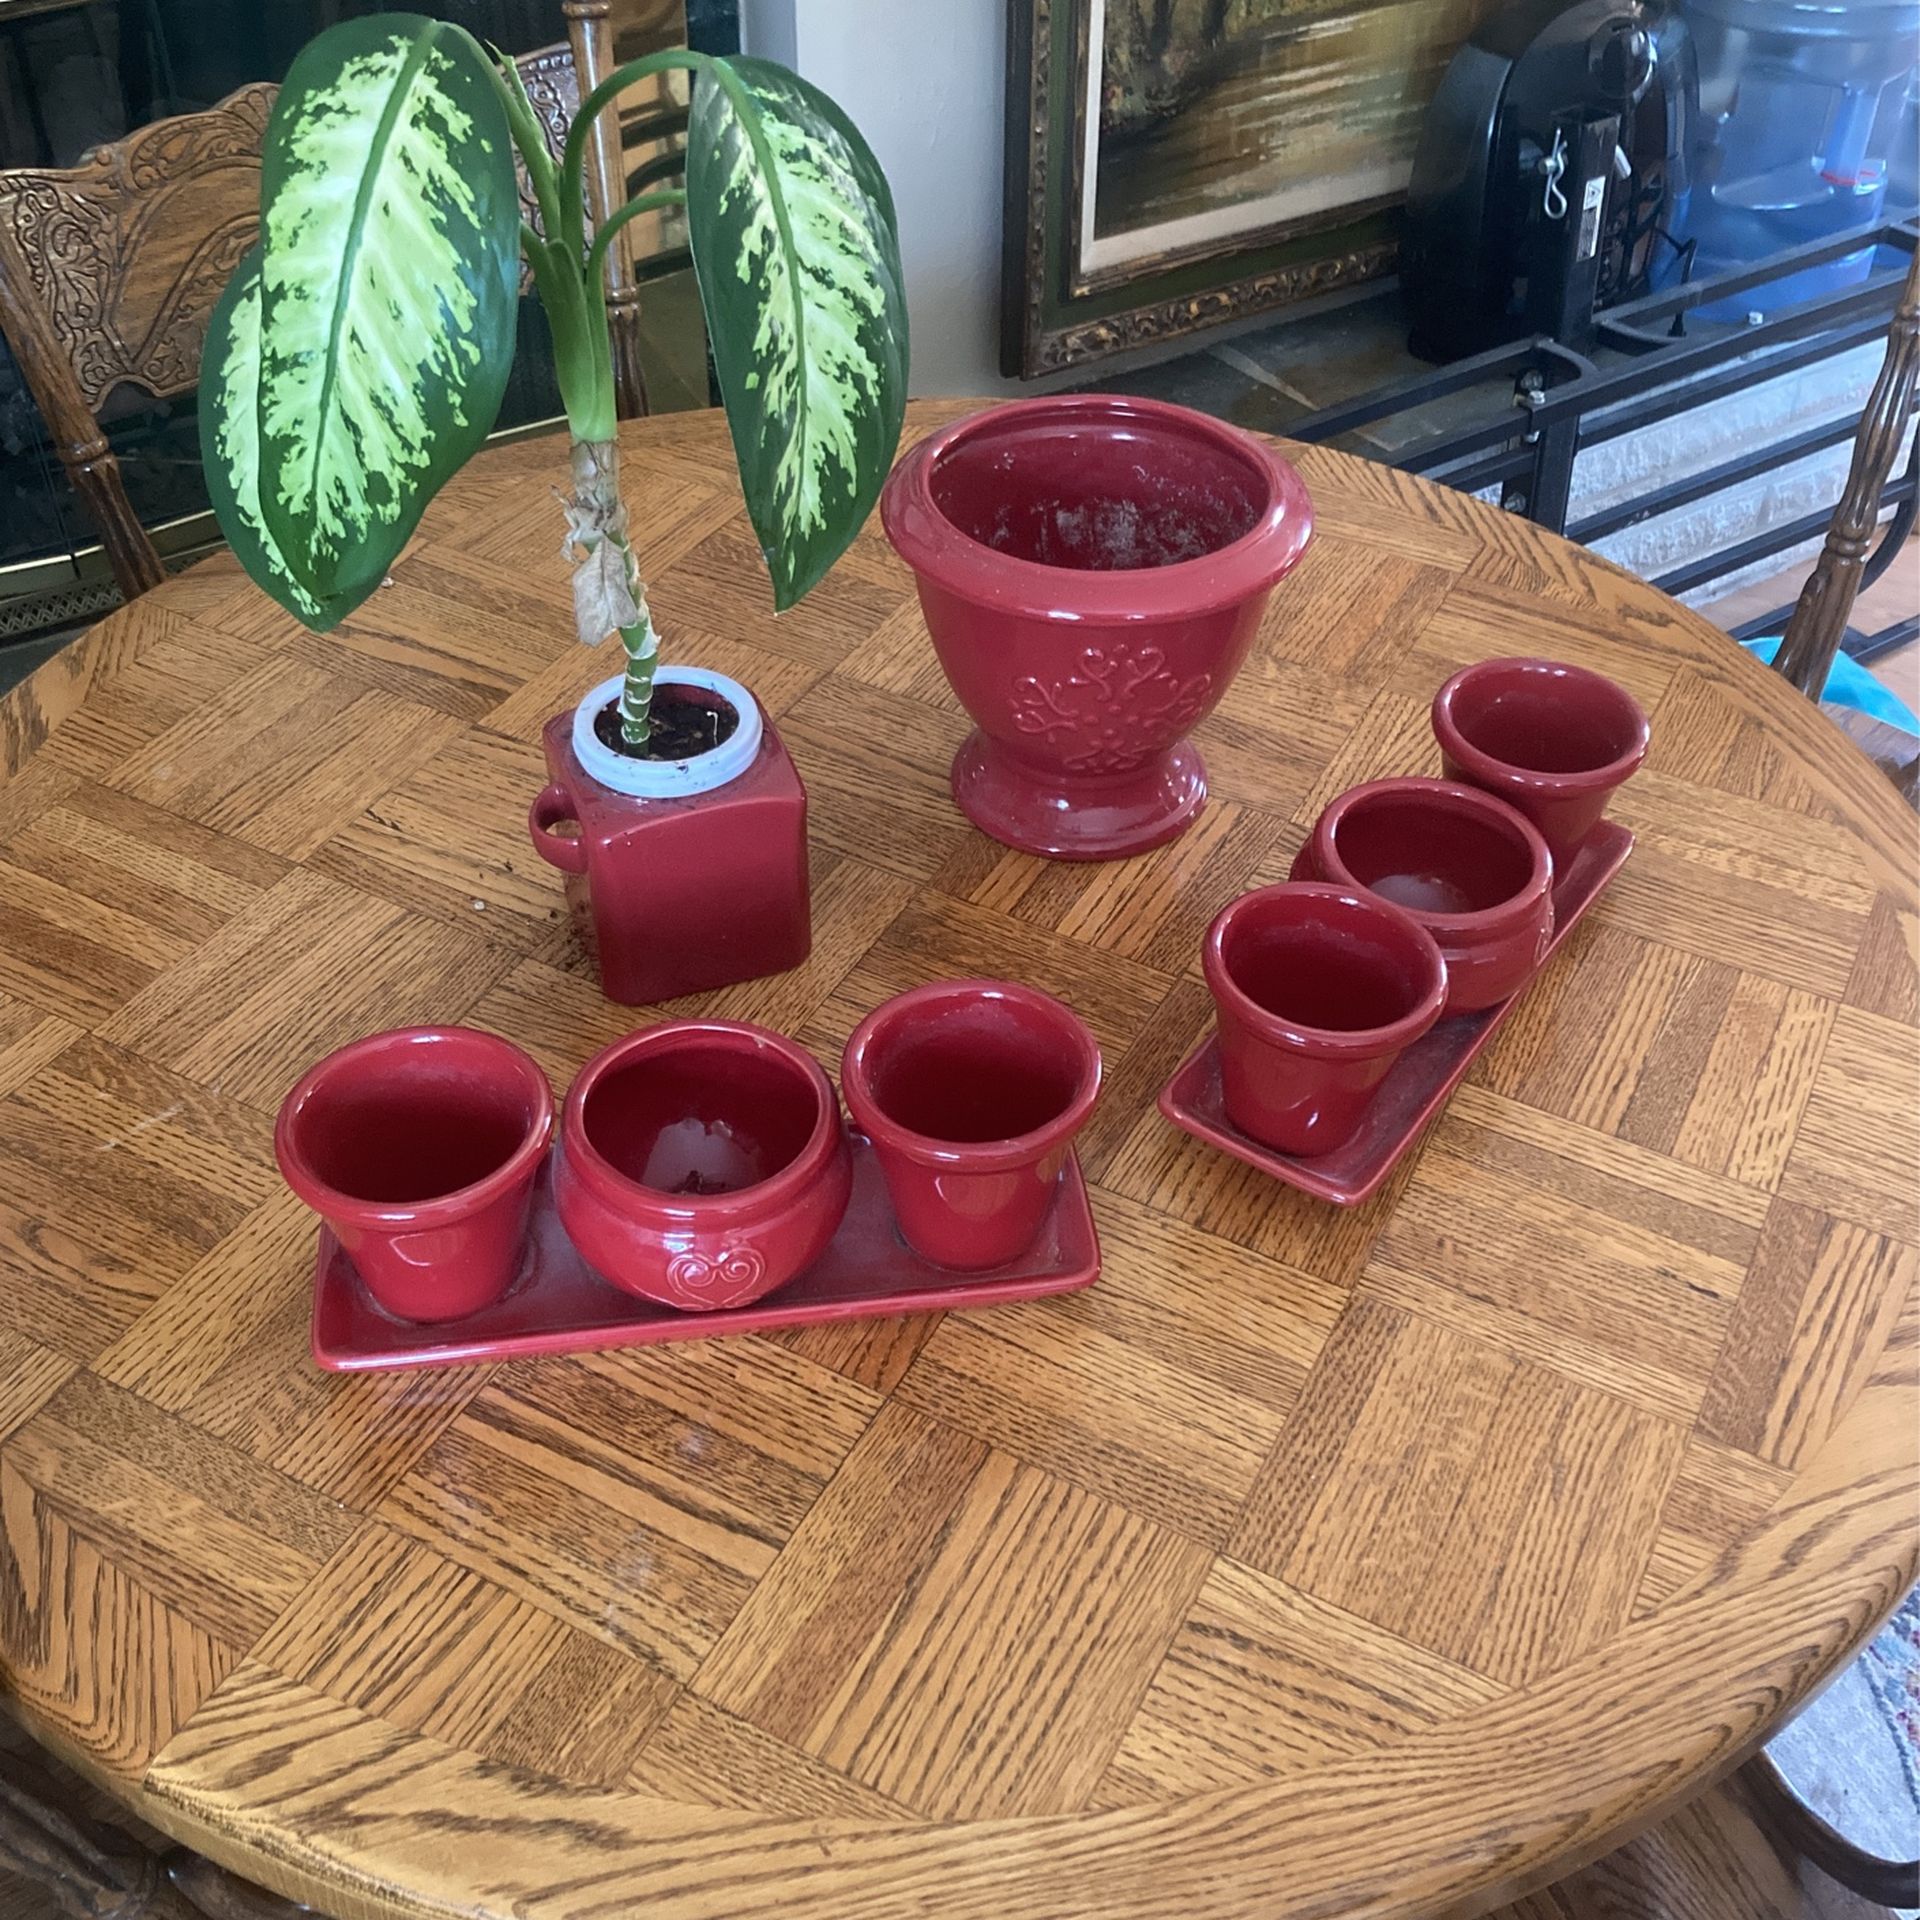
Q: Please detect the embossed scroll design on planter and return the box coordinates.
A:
[663,1246,768,1304]
[1010,644,1214,774]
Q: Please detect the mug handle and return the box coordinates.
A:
[528,783,588,875]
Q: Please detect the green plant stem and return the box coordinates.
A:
[561,50,709,225]
[493,53,566,251]
[570,437,657,746]
[616,608,658,744]
[585,188,686,285]
[496,47,707,746]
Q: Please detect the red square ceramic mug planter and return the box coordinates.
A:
[881,396,1314,861]
[529,667,811,1006]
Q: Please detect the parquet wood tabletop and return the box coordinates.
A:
[0,402,1914,1920]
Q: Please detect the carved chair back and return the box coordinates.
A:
[0,83,274,599]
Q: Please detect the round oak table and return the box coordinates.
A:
[0,403,1914,1920]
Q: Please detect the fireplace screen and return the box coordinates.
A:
[0,0,735,641]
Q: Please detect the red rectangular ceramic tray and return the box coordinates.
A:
[1158,821,1634,1207]
[311,1135,1099,1371]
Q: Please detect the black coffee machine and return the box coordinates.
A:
[1402,0,1697,361]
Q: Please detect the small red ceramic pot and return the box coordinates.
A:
[841,980,1101,1271]
[554,1020,851,1310]
[1204,883,1447,1157]
[1431,657,1651,867]
[1289,778,1554,1012]
[881,396,1313,861]
[275,1028,553,1322]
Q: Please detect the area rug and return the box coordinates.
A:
[1766,1582,1920,1901]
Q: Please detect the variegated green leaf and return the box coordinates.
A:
[248,13,518,620]
[200,247,350,630]
[687,56,908,610]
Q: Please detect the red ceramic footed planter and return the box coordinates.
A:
[1290,778,1554,1012]
[841,980,1101,1270]
[1204,883,1447,1158]
[555,1019,852,1311]
[881,396,1314,860]
[530,667,810,1006]
[1432,657,1651,868]
[275,1027,553,1322]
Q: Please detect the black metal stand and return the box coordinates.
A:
[1285,219,1920,607]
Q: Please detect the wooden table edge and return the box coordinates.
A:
[0,1343,1891,1920]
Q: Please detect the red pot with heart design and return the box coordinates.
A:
[553,1020,851,1311]
[881,396,1313,860]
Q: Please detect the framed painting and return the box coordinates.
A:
[1002,0,1498,377]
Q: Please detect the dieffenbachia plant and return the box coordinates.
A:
[203,12,907,748]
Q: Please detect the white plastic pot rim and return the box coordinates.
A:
[571,667,763,800]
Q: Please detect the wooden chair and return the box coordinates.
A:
[0,81,274,600]
[0,0,662,606]
[1741,1746,1920,1909]
[1771,247,1920,803]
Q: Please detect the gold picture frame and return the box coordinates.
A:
[1002,0,1490,378]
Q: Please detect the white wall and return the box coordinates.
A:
[739,0,1022,397]
[737,1,1291,396]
